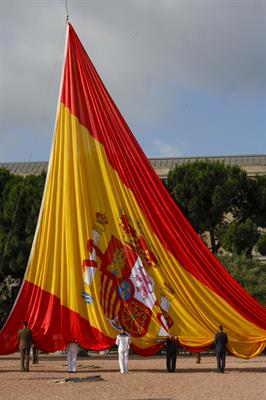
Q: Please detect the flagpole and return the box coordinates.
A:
[65,0,69,23]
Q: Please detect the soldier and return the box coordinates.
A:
[116,328,131,374]
[166,335,178,372]
[32,343,39,364]
[215,325,228,373]
[66,339,79,373]
[18,321,32,372]
[196,352,201,363]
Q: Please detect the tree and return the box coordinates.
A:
[166,160,252,253]
[0,171,46,327]
[0,169,12,244]
[253,176,266,228]
[217,253,266,307]
[257,234,266,256]
[0,172,46,280]
[218,218,259,257]
[0,169,12,209]
[0,275,20,328]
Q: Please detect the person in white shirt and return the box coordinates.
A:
[115,328,131,374]
[66,340,79,373]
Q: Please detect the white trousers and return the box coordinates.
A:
[67,343,78,372]
[118,351,129,373]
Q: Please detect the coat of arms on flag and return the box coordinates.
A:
[82,212,173,337]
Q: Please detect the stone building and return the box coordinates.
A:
[1,154,266,178]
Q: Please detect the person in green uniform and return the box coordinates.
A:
[18,321,32,372]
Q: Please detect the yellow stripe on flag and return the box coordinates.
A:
[25,104,265,356]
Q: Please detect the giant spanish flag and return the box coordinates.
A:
[0,24,265,358]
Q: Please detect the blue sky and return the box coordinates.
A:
[0,0,265,162]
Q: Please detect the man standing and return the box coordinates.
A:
[215,325,228,373]
[166,335,178,372]
[32,344,39,364]
[66,340,79,373]
[18,321,32,372]
[116,328,131,374]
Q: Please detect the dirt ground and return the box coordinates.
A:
[0,353,265,400]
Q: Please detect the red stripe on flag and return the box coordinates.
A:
[82,259,97,267]
[0,281,114,355]
[0,280,171,356]
[60,24,266,330]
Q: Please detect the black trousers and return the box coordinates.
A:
[216,351,226,373]
[166,351,177,372]
[32,348,39,364]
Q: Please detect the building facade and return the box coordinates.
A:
[1,154,266,179]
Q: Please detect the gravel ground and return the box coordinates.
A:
[0,353,265,400]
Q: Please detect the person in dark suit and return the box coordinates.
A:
[166,335,178,372]
[215,325,228,373]
[18,321,32,372]
[32,343,39,364]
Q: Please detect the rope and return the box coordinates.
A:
[0,0,69,276]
